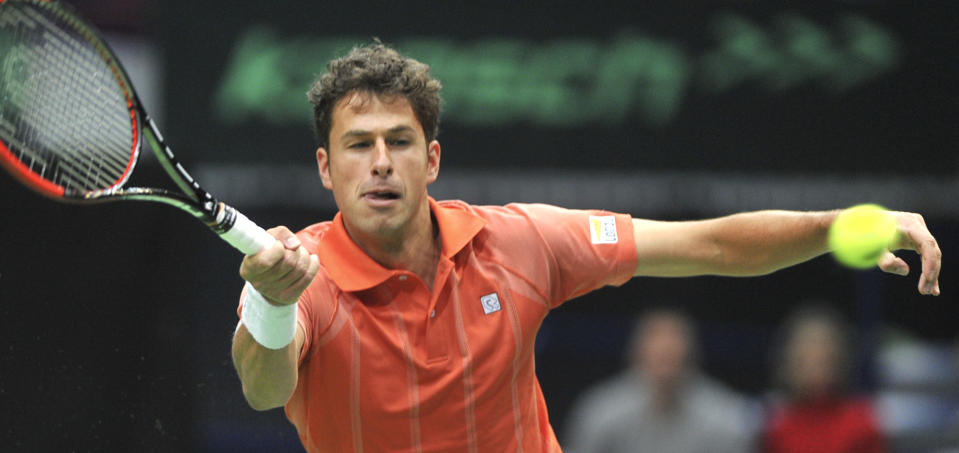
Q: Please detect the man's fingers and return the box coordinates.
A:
[307,254,321,279]
[240,226,305,278]
[239,239,286,281]
[250,247,319,304]
[274,247,314,287]
[265,226,302,250]
[235,224,320,305]
[904,215,941,295]
[287,255,321,296]
[877,252,909,276]
[917,237,942,296]
[893,212,942,296]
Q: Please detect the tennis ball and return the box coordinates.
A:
[828,204,899,269]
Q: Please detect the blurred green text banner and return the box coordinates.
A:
[215,14,899,127]
[164,1,956,175]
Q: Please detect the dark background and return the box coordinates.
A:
[1,1,957,452]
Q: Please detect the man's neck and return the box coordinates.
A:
[347,204,442,291]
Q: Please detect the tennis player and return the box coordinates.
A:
[231,42,941,453]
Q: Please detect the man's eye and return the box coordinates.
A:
[349,142,371,149]
[389,139,410,147]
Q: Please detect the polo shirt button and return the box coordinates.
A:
[430,309,436,318]
[398,275,407,281]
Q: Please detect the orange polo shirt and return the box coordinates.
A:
[242,198,636,453]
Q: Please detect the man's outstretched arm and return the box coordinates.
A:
[232,227,319,410]
[233,323,305,410]
[632,209,941,295]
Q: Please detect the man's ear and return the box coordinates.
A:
[426,140,441,185]
[317,147,333,190]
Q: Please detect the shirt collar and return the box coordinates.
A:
[316,197,487,292]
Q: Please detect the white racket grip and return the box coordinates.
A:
[219,208,276,255]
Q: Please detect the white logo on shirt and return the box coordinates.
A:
[480,292,501,315]
[589,215,618,244]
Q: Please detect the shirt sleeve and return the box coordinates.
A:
[500,203,637,307]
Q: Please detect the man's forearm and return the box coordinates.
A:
[633,210,838,277]
[634,207,941,295]
[232,324,300,411]
[705,210,837,276]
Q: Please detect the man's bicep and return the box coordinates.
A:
[632,218,721,277]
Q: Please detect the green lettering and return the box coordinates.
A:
[210,14,901,129]
[776,13,838,90]
[525,39,602,125]
[699,14,780,92]
[832,14,900,90]
[592,33,688,125]
[214,26,286,124]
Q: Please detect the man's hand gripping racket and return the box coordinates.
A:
[240,227,320,306]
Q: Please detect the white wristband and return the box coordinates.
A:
[240,282,298,350]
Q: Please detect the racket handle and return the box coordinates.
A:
[217,204,276,255]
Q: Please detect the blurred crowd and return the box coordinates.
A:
[563,305,959,453]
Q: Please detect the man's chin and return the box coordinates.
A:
[358,214,403,237]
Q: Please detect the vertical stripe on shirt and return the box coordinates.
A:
[451,285,479,453]
[390,305,423,453]
[504,293,526,453]
[350,319,364,453]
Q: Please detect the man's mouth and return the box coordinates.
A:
[364,190,400,200]
[362,187,402,206]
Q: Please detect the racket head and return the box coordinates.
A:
[0,0,140,201]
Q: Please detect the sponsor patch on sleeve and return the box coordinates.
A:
[588,215,618,244]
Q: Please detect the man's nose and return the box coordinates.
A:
[370,139,393,176]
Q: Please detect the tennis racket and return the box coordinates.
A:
[0,0,274,255]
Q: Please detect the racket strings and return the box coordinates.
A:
[0,2,136,193]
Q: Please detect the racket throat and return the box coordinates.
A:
[211,202,239,234]
[142,116,208,203]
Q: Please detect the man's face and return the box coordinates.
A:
[317,92,440,242]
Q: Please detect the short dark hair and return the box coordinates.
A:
[307,40,443,149]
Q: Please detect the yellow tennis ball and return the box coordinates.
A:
[828,204,899,269]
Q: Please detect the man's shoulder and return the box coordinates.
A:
[435,198,473,211]
[435,199,567,224]
[434,198,498,219]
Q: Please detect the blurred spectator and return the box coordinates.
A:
[763,306,885,453]
[565,309,756,453]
